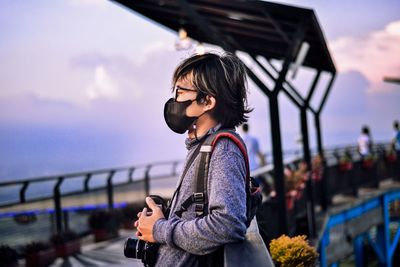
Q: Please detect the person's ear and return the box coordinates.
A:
[203,95,216,112]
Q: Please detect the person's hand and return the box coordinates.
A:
[136,197,165,243]
[134,210,152,237]
[134,211,152,227]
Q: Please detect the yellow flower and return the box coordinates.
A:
[270,235,318,267]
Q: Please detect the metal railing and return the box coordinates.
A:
[254,142,399,246]
[0,160,182,234]
[0,141,398,249]
[318,189,400,267]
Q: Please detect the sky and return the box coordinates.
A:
[0,0,399,180]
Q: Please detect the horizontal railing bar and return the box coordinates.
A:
[0,178,148,209]
[0,160,182,187]
[3,142,389,187]
[0,141,393,210]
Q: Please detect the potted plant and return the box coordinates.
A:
[269,235,318,267]
[24,241,55,267]
[338,152,352,172]
[50,230,81,258]
[311,154,324,181]
[362,154,376,169]
[0,244,19,267]
[385,148,397,163]
[88,209,120,242]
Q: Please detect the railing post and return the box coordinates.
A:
[53,177,64,234]
[128,168,135,183]
[63,210,69,231]
[84,173,92,192]
[354,234,364,267]
[382,194,391,266]
[144,165,152,197]
[107,170,116,210]
[319,230,329,267]
[319,162,329,211]
[20,181,29,203]
[301,106,316,237]
[172,162,178,176]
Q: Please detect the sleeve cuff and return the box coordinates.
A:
[153,218,168,244]
[153,218,179,249]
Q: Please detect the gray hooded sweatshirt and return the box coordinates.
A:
[153,126,247,266]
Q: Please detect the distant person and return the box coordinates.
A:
[241,123,266,171]
[241,123,269,194]
[358,125,373,158]
[392,120,400,157]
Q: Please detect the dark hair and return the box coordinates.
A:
[394,120,399,130]
[172,52,252,128]
[362,125,370,135]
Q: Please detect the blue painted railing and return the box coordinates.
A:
[319,190,400,267]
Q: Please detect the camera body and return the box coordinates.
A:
[123,195,168,267]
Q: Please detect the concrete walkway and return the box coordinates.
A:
[42,230,143,267]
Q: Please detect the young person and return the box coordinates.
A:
[135,52,252,266]
[358,125,373,158]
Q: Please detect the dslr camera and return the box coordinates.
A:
[124,195,168,267]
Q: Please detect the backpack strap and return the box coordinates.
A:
[174,134,214,218]
[175,130,251,219]
[167,138,205,217]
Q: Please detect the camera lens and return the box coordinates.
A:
[124,237,145,259]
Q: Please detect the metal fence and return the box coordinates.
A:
[255,142,400,246]
[1,142,398,251]
[0,160,183,246]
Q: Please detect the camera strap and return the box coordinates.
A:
[166,137,205,214]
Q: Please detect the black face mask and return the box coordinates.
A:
[163,98,199,134]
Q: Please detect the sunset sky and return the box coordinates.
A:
[0,0,399,180]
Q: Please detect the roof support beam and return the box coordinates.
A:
[318,73,336,114]
[269,17,309,235]
[264,58,306,105]
[293,43,322,241]
[250,54,321,114]
[306,70,321,104]
[299,71,321,238]
[245,66,272,97]
[314,71,336,160]
[251,55,303,108]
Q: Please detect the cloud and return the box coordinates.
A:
[322,69,400,145]
[85,65,119,101]
[68,52,148,106]
[329,20,400,92]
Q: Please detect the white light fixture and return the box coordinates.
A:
[178,28,187,40]
[290,41,310,79]
[175,27,192,50]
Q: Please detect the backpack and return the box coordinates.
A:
[174,129,262,227]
